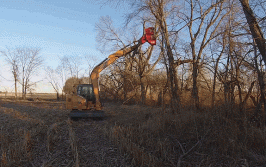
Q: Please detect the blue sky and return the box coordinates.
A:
[0,0,131,93]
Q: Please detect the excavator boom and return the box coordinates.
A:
[90,42,142,110]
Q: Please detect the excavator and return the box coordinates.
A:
[66,27,156,119]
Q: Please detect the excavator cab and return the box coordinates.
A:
[76,84,96,103]
[67,84,104,119]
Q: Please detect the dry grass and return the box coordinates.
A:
[1,92,265,166]
[67,120,80,167]
[0,96,128,167]
[0,98,73,167]
[103,100,266,166]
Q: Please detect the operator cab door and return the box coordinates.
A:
[77,84,96,103]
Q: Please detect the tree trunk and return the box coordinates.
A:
[237,82,243,111]
[229,82,235,105]
[181,65,184,91]
[224,42,232,104]
[254,40,266,114]
[14,79,17,99]
[124,56,130,101]
[149,1,180,112]
[161,19,180,112]
[192,58,199,109]
[56,92,59,101]
[191,38,199,109]
[24,79,28,99]
[13,68,18,99]
[24,87,27,99]
[157,90,162,106]
[212,55,221,108]
[239,0,266,64]
[123,72,128,101]
[140,76,146,104]
[212,26,227,107]
[22,79,25,99]
[235,64,243,111]
[242,81,255,108]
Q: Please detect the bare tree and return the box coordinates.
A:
[239,0,266,63]
[95,15,128,52]
[95,15,162,104]
[16,47,43,99]
[45,66,60,100]
[130,45,163,104]
[183,0,230,109]
[209,39,225,108]
[84,55,98,78]
[247,39,266,113]
[133,0,181,112]
[60,55,84,78]
[0,48,19,99]
[208,1,241,106]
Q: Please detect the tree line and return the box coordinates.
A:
[1,0,265,115]
[0,47,95,100]
[95,0,266,114]
[0,47,43,99]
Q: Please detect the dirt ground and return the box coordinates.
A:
[0,99,130,167]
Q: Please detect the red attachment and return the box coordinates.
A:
[141,27,156,45]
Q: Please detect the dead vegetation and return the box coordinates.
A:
[102,100,266,167]
[0,92,265,166]
[0,97,129,167]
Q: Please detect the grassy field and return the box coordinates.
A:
[104,104,266,166]
[0,92,60,100]
[0,93,265,166]
[0,95,127,167]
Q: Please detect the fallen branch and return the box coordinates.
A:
[177,140,201,167]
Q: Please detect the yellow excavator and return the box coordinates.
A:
[66,27,156,119]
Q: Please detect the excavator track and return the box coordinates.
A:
[69,110,105,120]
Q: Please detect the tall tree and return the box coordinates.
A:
[45,66,61,100]
[239,0,266,63]
[16,47,43,99]
[145,0,181,112]
[60,55,84,78]
[0,48,19,99]
[95,15,161,104]
[183,0,229,109]
[132,45,162,104]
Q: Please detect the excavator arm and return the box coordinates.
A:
[90,42,141,110]
[90,27,156,110]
